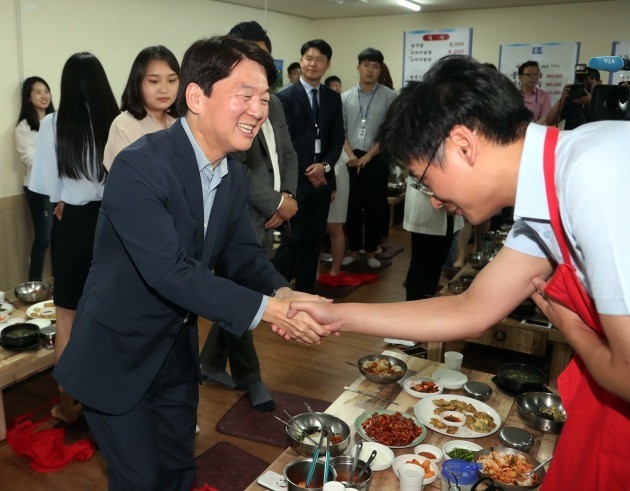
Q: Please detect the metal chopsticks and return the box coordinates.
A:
[343,386,399,405]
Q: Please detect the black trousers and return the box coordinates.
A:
[346,150,389,253]
[406,215,454,301]
[273,187,331,293]
[83,326,198,491]
[23,186,53,281]
[199,325,261,386]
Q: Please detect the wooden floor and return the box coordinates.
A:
[0,226,551,489]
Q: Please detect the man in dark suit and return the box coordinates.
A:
[199,21,299,412]
[53,36,328,491]
[274,39,345,293]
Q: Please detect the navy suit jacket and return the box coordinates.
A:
[277,81,344,197]
[54,119,288,415]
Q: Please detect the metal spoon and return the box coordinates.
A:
[323,428,332,485]
[304,402,326,427]
[350,440,363,480]
[283,410,319,445]
[524,455,552,477]
[273,416,319,446]
[353,449,377,484]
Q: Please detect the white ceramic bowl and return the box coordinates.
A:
[439,411,467,427]
[432,368,468,390]
[392,454,438,485]
[442,440,483,461]
[402,376,443,399]
[350,441,395,471]
[413,443,443,464]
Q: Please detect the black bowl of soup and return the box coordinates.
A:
[497,363,547,393]
[1,323,40,350]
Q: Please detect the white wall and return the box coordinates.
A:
[2,0,628,198]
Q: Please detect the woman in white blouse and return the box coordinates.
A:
[29,53,119,423]
[103,46,179,170]
[15,76,55,281]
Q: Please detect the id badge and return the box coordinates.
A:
[315,138,321,154]
[357,127,367,141]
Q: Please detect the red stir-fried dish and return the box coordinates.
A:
[361,411,423,446]
[411,380,440,393]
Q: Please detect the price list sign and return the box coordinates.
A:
[611,41,630,85]
[403,28,472,85]
[499,42,580,105]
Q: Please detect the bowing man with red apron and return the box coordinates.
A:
[523,126,630,489]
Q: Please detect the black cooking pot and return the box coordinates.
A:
[497,363,547,393]
[1,323,40,350]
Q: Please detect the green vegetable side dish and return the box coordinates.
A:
[447,447,476,462]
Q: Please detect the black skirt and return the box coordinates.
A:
[52,201,101,309]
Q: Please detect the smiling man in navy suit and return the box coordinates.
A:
[53,36,330,491]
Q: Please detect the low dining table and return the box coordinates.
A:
[245,349,557,490]
[0,293,55,441]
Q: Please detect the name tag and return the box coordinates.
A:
[357,127,367,141]
[315,138,321,154]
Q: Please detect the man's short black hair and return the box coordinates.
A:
[300,39,333,60]
[228,20,272,53]
[324,75,341,87]
[358,48,384,65]
[518,60,540,76]
[378,55,531,167]
[176,36,276,115]
[287,62,300,74]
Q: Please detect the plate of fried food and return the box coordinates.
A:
[356,409,426,448]
[414,394,501,439]
[26,300,56,321]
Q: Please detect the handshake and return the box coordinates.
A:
[262,287,341,344]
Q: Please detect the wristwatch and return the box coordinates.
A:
[322,161,331,173]
[281,190,295,200]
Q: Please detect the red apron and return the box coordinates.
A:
[540,127,630,490]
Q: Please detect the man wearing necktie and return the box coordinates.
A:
[275,39,344,293]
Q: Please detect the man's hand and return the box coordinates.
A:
[286,301,342,335]
[277,192,298,220]
[263,294,332,344]
[355,153,373,173]
[264,212,284,229]
[54,201,65,221]
[305,163,327,188]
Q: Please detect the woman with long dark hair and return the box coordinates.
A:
[15,76,55,281]
[104,45,179,170]
[29,53,119,423]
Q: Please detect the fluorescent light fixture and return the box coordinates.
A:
[397,0,421,12]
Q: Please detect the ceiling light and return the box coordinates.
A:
[397,0,421,12]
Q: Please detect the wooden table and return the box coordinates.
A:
[245,350,557,490]
[0,294,55,440]
[428,265,573,388]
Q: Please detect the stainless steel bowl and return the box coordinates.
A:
[459,274,476,286]
[286,412,351,458]
[475,446,545,490]
[462,381,492,401]
[14,281,53,304]
[467,252,494,269]
[357,354,407,384]
[330,455,372,490]
[284,458,337,491]
[516,392,566,434]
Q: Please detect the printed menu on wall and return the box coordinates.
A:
[402,28,473,85]
[499,42,580,105]
[612,41,630,85]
